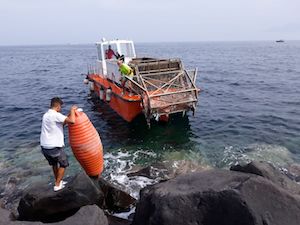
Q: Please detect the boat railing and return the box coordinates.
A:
[87,63,102,76]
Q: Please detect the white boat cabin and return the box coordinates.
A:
[95,38,136,82]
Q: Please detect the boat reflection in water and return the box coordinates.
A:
[88,96,193,151]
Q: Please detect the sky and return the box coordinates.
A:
[0,0,300,45]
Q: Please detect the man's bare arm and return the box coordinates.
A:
[64,105,77,124]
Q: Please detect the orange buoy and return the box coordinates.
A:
[68,109,104,177]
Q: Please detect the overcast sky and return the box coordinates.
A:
[0,0,300,45]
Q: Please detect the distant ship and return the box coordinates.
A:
[276,40,284,43]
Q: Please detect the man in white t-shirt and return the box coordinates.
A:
[40,97,77,191]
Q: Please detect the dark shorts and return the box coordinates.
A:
[41,147,69,168]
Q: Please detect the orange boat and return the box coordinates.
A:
[85,39,200,127]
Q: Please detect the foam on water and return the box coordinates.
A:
[103,150,160,219]
[113,207,136,220]
[103,149,213,219]
[220,143,294,168]
[103,150,158,199]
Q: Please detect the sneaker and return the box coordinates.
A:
[61,180,68,185]
[53,182,65,192]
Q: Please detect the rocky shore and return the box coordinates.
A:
[1,161,300,225]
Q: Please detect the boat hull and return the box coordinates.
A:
[88,74,143,122]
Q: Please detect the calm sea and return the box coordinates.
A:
[0,41,300,208]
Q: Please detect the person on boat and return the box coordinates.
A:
[105,45,116,59]
[117,59,134,95]
[117,54,125,62]
[40,97,77,191]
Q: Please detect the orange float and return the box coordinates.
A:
[68,109,104,177]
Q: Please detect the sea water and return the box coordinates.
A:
[0,41,300,209]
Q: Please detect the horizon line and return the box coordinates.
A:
[0,39,299,47]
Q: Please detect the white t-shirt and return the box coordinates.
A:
[40,109,67,148]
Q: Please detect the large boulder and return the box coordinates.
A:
[18,172,104,222]
[132,169,300,225]
[230,161,300,195]
[1,205,108,225]
[96,178,136,213]
[0,206,13,224]
[1,176,25,215]
[288,163,300,182]
[51,205,108,225]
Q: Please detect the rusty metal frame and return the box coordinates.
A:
[128,59,198,127]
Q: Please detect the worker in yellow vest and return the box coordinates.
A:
[117,60,134,95]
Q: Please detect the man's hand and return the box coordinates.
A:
[71,105,78,111]
[64,105,77,124]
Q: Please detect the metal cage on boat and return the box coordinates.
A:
[128,58,199,125]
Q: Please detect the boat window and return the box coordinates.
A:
[119,43,135,58]
[103,44,118,60]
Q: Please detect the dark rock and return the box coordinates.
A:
[127,163,168,180]
[287,163,300,182]
[1,207,33,225]
[96,178,136,213]
[106,214,131,225]
[17,171,136,222]
[127,212,135,221]
[18,172,104,222]
[1,205,108,225]
[52,205,108,225]
[0,207,12,224]
[230,161,300,195]
[0,199,5,208]
[132,169,300,225]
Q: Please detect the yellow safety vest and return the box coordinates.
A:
[119,63,133,77]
